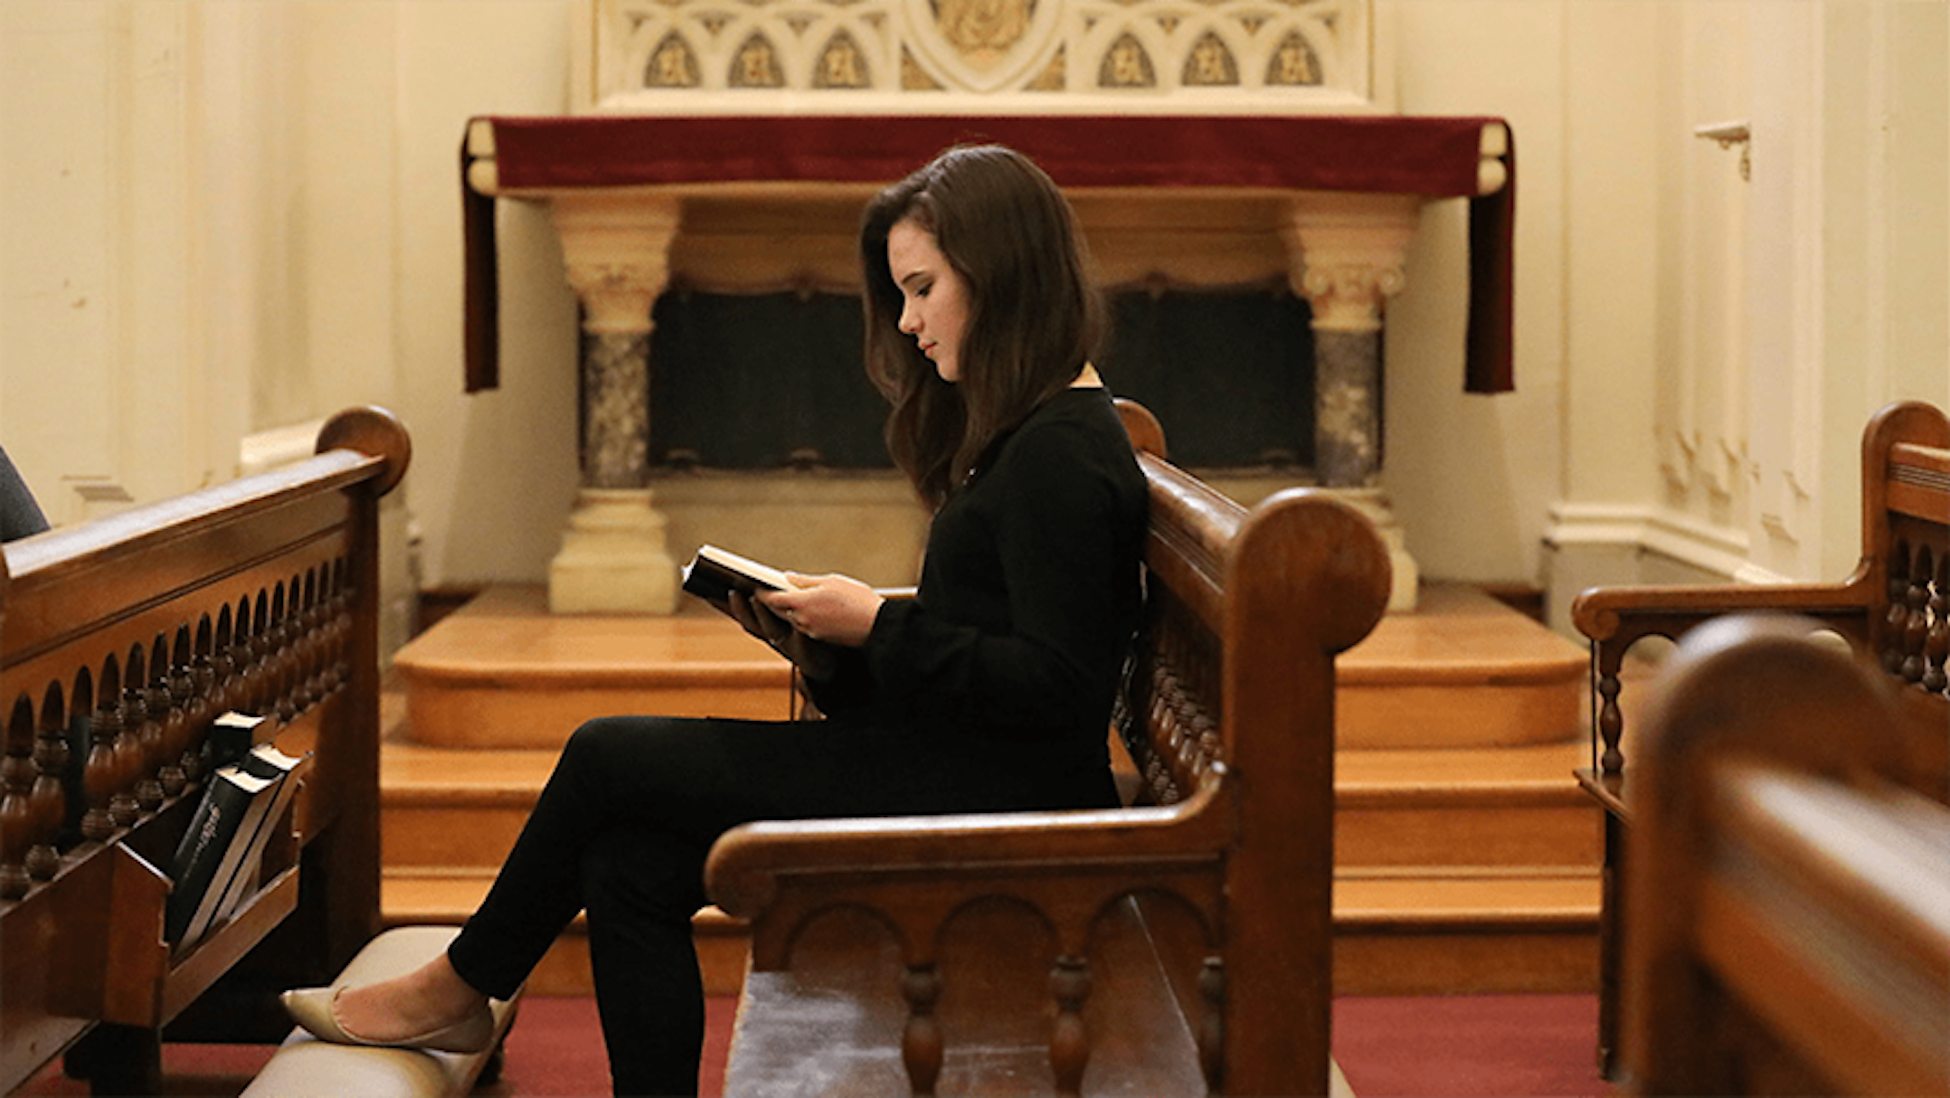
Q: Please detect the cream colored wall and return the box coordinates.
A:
[5,1,1944,652]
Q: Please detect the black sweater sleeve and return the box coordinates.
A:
[830,397,1145,742]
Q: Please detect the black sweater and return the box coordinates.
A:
[811,388,1149,749]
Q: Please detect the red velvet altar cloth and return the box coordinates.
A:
[463,114,1514,394]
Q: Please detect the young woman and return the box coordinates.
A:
[282,144,1149,1096]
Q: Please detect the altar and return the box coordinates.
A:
[458,1,1514,615]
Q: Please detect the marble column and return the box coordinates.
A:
[548,193,683,614]
[1284,193,1423,611]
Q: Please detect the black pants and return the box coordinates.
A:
[445,714,1115,1097]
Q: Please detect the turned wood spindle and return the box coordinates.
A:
[1926,550,1948,696]
[1901,545,1931,684]
[1049,955,1092,1097]
[1198,956,1227,1092]
[1,741,36,899]
[183,653,218,782]
[901,963,944,1097]
[27,715,68,880]
[1884,543,1911,675]
[1596,670,1625,775]
[80,704,121,842]
[98,684,142,830]
[153,662,188,799]
[128,684,165,814]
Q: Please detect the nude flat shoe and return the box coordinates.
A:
[280,986,495,1055]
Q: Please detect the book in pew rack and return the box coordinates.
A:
[163,716,304,952]
[202,742,306,937]
[164,763,278,951]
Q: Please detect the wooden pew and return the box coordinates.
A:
[1572,399,1949,1075]
[0,408,409,1096]
[1623,615,1950,1096]
[705,400,1391,1096]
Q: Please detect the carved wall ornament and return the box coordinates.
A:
[1100,32,1157,89]
[935,0,1036,59]
[592,0,1371,105]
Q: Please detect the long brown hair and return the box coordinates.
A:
[861,145,1104,510]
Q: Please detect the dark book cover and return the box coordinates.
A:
[680,545,842,682]
[164,765,275,948]
[681,544,792,605]
[206,711,266,771]
[205,744,306,934]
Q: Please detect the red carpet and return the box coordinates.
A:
[21,994,1612,1096]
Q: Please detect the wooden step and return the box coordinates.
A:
[1334,871,1600,995]
[392,585,792,749]
[1335,742,1600,869]
[1337,585,1588,750]
[392,583,1587,751]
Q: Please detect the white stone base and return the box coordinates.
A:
[548,487,680,614]
[1320,487,1420,613]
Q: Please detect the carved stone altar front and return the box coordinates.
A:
[462,0,1513,615]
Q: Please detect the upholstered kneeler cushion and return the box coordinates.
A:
[241,926,522,1098]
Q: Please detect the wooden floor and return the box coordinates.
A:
[380,583,1603,997]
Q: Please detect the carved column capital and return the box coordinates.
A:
[1282,193,1421,333]
[553,192,681,332]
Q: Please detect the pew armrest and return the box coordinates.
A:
[706,794,1228,966]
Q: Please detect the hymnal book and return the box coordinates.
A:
[203,743,306,936]
[207,710,267,770]
[680,545,841,681]
[164,764,279,950]
[681,544,794,605]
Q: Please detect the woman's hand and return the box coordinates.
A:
[757,573,885,648]
[726,590,795,648]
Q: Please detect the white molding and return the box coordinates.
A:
[1544,499,1792,585]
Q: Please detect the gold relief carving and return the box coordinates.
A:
[1100,32,1155,88]
[646,32,702,87]
[1026,45,1065,90]
[933,0,1035,59]
[601,0,1365,98]
[730,33,785,87]
[1267,29,1322,85]
[901,46,946,89]
[1183,31,1237,86]
[814,30,871,87]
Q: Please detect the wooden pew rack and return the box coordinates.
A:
[1572,399,1949,1077]
[704,400,1391,1096]
[1,408,409,1096]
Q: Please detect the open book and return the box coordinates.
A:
[681,545,840,682]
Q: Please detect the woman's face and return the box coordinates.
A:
[887,217,971,383]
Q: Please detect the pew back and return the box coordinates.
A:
[706,399,1390,1096]
[1574,399,1949,795]
[1624,616,1950,1096]
[0,408,408,1095]
[1570,400,1948,1075]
